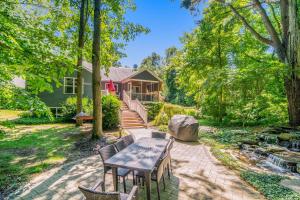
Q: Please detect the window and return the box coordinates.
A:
[64,77,77,94]
[133,86,140,93]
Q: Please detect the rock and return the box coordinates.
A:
[168,115,199,142]
[281,179,300,194]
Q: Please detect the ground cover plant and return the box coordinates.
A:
[198,124,300,200]
[0,124,79,196]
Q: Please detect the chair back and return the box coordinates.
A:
[156,153,168,182]
[98,145,117,173]
[123,135,134,146]
[78,185,120,200]
[151,131,166,139]
[114,139,127,152]
[167,138,174,151]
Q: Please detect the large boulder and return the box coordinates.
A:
[168,115,199,142]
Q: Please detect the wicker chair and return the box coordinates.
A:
[114,139,127,152]
[123,135,134,146]
[135,154,168,200]
[151,131,166,139]
[98,144,131,193]
[165,138,174,179]
[78,180,139,200]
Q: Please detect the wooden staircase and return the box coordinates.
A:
[121,102,147,129]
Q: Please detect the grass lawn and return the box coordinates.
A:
[0,123,80,196]
[198,123,300,200]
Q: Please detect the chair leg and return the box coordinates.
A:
[102,173,106,191]
[167,164,171,179]
[132,171,135,185]
[162,175,166,191]
[123,176,126,193]
[156,180,160,200]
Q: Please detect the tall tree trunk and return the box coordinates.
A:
[76,0,86,126]
[284,0,300,127]
[92,0,103,138]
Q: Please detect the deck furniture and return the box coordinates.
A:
[78,180,139,200]
[105,137,169,200]
[123,135,135,146]
[151,131,166,139]
[114,139,127,152]
[135,153,169,200]
[165,138,174,179]
[98,144,131,193]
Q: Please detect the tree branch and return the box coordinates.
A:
[280,0,289,48]
[228,4,273,45]
[269,3,282,38]
[253,0,282,47]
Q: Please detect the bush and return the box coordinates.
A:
[0,84,53,120]
[102,95,121,130]
[154,103,201,126]
[144,102,164,121]
[60,95,121,130]
[61,97,93,119]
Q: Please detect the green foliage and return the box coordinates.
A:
[102,95,121,130]
[61,97,93,119]
[0,125,79,196]
[241,171,300,200]
[0,0,75,92]
[144,102,164,121]
[154,103,200,125]
[0,84,53,120]
[60,95,120,130]
[169,2,288,125]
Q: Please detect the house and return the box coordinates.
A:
[38,61,163,120]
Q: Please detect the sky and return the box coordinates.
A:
[120,0,203,67]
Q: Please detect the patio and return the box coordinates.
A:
[11,129,264,200]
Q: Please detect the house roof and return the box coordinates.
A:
[82,61,135,82]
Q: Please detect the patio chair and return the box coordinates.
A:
[114,139,127,152]
[98,144,131,193]
[135,154,168,200]
[151,131,166,139]
[78,180,139,200]
[123,135,134,146]
[165,138,174,179]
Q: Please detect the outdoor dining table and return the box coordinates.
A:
[105,137,169,200]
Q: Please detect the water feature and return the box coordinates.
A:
[289,141,300,152]
[263,154,297,172]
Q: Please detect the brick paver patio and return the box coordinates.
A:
[10,128,264,200]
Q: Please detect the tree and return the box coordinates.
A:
[181,0,300,126]
[76,0,87,125]
[140,52,162,70]
[92,0,102,138]
[0,0,76,92]
[91,0,149,138]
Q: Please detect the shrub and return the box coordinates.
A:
[61,97,93,119]
[0,84,53,120]
[154,103,201,126]
[102,95,121,130]
[60,95,121,130]
[144,102,164,121]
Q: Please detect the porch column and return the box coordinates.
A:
[140,81,142,101]
[157,82,159,101]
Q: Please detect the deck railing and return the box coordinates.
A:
[131,92,159,102]
[123,90,148,126]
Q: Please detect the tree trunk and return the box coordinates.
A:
[284,0,300,127]
[76,0,86,126]
[92,0,103,138]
